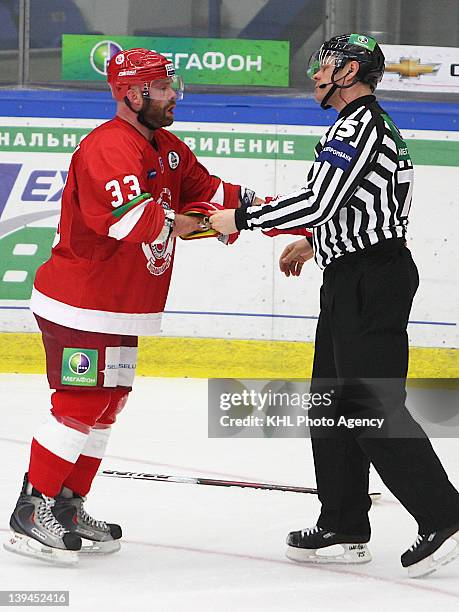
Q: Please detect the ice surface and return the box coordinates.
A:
[1,374,458,611]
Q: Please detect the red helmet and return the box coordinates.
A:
[107,48,183,101]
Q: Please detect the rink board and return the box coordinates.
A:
[0,333,457,378]
[0,93,457,376]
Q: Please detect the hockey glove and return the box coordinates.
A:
[180,202,239,244]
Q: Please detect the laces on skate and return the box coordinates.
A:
[403,528,459,578]
[79,499,110,531]
[37,496,67,537]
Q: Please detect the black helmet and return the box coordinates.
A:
[308,33,385,92]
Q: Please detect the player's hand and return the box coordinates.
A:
[208,209,237,235]
[172,213,208,238]
[279,238,314,277]
[176,202,228,240]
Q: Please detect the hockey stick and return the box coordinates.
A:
[101,469,382,501]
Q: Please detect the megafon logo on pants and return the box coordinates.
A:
[69,351,91,375]
[90,40,123,76]
[62,348,98,386]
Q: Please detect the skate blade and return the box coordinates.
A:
[286,542,372,564]
[3,531,79,567]
[79,538,121,555]
[408,531,459,578]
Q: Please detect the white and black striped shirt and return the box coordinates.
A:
[235,95,414,269]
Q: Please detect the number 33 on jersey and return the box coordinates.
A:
[31,116,243,335]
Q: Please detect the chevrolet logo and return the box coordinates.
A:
[385,57,440,78]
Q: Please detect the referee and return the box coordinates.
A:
[209,33,459,577]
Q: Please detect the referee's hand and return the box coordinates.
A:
[208,208,237,235]
[279,238,314,277]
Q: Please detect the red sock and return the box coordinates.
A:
[57,389,129,496]
[62,454,102,496]
[28,390,112,498]
[29,438,77,498]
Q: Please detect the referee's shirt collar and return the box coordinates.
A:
[338,95,376,119]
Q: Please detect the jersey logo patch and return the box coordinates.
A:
[317,139,358,171]
[141,187,173,276]
[168,151,180,170]
[147,169,157,179]
[142,239,173,276]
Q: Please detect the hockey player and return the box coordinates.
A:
[4,48,259,566]
[209,34,459,577]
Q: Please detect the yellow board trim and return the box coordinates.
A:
[0,333,457,379]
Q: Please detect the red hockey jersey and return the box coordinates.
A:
[31,116,242,335]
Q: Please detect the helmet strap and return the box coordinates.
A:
[320,83,338,110]
[320,66,360,110]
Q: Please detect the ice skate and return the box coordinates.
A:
[286,525,372,564]
[3,474,81,567]
[52,487,122,554]
[401,524,459,578]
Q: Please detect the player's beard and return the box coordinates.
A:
[142,99,175,129]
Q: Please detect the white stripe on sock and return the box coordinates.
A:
[81,426,111,459]
[34,415,89,463]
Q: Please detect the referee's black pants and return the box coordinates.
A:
[309,238,459,537]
